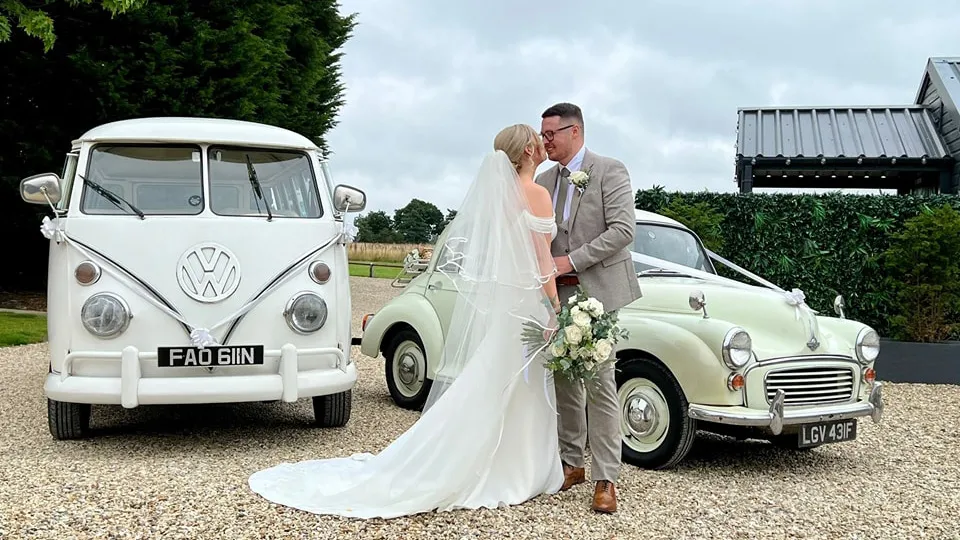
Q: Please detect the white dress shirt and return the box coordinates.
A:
[551,144,587,272]
[552,144,586,223]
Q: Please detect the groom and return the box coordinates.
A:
[536,102,642,514]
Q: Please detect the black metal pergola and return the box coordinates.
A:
[734,106,955,194]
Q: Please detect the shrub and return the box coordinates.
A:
[881,204,960,342]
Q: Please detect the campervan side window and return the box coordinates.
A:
[208,146,323,218]
[79,144,204,216]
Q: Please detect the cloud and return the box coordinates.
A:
[326,0,960,220]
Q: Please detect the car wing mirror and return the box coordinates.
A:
[333,184,366,213]
[20,173,62,206]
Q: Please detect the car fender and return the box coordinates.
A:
[616,316,743,407]
[359,293,444,376]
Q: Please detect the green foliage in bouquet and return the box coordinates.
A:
[521,286,629,397]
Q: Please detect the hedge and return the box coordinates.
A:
[635,187,960,341]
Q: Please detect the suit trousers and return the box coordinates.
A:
[554,283,622,483]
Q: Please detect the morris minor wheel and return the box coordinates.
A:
[384,329,433,411]
[48,399,91,440]
[616,357,697,470]
[313,390,352,427]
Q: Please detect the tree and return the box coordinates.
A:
[393,199,444,244]
[0,0,146,52]
[355,211,402,243]
[0,0,357,291]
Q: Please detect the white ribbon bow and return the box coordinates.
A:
[40,216,65,243]
[190,328,219,348]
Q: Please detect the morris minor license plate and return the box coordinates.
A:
[157,345,265,367]
[798,419,857,447]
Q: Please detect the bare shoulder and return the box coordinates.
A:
[523,183,553,219]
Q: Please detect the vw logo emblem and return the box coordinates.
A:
[176,242,242,303]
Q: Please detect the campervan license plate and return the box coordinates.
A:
[798,419,857,447]
[157,345,265,368]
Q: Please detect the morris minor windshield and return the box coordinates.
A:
[208,146,323,218]
[633,222,716,274]
[80,144,203,215]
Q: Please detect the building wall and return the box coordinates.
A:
[917,59,960,193]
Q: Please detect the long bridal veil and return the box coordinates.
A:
[422,149,557,412]
[246,149,560,519]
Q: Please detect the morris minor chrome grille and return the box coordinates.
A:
[764,365,855,406]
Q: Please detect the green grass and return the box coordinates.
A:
[349,262,404,279]
[0,312,48,347]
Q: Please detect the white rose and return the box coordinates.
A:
[550,342,566,358]
[563,325,583,345]
[568,295,578,305]
[586,298,604,316]
[569,171,589,184]
[582,360,595,371]
[572,310,592,328]
[594,339,613,360]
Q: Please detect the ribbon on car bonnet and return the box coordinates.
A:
[630,249,820,345]
[39,208,343,348]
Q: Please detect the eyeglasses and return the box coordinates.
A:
[540,124,574,142]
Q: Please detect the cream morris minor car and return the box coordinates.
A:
[359,209,884,469]
[19,117,367,440]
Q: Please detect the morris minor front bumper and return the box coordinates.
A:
[44,344,356,407]
[687,382,883,436]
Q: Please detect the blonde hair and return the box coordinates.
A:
[493,124,543,173]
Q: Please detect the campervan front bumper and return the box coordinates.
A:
[44,344,356,407]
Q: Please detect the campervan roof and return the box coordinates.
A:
[71,117,320,151]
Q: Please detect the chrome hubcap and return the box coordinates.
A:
[618,378,670,453]
[393,341,425,398]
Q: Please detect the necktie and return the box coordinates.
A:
[555,167,570,225]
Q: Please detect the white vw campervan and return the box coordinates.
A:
[19,117,366,439]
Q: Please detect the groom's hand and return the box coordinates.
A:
[554,256,574,275]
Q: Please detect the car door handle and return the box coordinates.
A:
[427,282,441,291]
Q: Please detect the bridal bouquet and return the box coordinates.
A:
[522,286,629,396]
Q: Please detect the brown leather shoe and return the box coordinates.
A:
[591,480,617,513]
[560,463,585,491]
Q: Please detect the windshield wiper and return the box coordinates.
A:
[245,154,272,221]
[78,174,144,219]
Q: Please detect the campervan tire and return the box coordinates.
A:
[313,390,352,427]
[48,399,91,440]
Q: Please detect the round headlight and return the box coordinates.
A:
[721,327,752,369]
[284,292,328,334]
[855,327,880,365]
[80,293,131,338]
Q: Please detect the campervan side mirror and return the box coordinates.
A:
[333,184,366,213]
[20,173,62,206]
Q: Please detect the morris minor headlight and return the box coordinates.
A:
[855,327,880,365]
[721,327,752,369]
[284,291,328,334]
[80,293,131,338]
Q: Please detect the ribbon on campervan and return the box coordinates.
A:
[39,203,344,348]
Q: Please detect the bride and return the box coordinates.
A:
[247,124,565,519]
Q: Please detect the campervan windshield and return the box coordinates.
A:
[78,144,323,218]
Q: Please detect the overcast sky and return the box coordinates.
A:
[324,0,960,221]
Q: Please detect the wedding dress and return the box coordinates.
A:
[247,151,565,519]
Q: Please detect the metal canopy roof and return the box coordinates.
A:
[736,106,949,161]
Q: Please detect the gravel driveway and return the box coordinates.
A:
[0,276,957,539]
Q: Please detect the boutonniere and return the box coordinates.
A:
[568,165,594,194]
